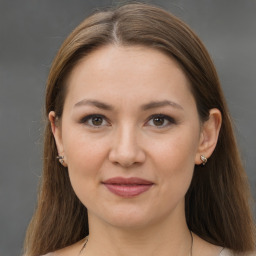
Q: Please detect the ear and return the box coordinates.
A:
[195,108,222,165]
[49,111,68,167]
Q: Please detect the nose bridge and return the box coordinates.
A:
[109,122,145,167]
[115,122,139,156]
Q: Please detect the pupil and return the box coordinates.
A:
[92,116,103,126]
[153,117,164,126]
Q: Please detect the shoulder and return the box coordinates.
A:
[40,238,86,256]
[241,251,256,256]
[40,248,73,256]
[220,249,256,256]
[219,249,234,256]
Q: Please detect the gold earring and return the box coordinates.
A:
[200,155,207,165]
[56,155,65,165]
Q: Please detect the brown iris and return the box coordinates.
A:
[152,116,165,126]
[92,116,103,126]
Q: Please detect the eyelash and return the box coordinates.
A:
[146,114,176,128]
[79,114,176,128]
[79,114,109,128]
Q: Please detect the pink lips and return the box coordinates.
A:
[102,177,154,198]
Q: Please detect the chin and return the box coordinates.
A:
[90,205,153,230]
[100,205,172,231]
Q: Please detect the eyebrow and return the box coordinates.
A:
[74,99,113,110]
[141,100,184,111]
[74,99,183,111]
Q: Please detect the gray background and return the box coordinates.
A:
[0,0,255,255]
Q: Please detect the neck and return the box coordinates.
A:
[84,211,192,256]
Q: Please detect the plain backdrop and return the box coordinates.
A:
[0,1,255,255]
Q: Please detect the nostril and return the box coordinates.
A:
[110,157,144,168]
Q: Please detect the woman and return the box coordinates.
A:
[24,3,255,256]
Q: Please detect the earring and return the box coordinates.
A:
[200,155,207,165]
[56,155,65,165]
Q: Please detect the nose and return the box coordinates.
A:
[108,125,146,168]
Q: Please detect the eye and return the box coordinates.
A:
[146,114,176,128]
[80,114,109,128]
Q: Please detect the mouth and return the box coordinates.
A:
[102,177,154,198]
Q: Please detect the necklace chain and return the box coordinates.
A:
[79,237,88,255]
[79,231,193,256]
[189,230,193,256]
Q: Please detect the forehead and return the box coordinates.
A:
[64,45,195,110]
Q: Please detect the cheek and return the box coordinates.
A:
[153,131,198,167]
[151,130,199,193]
[62,129,109,186]
[63,126,108,164]
[63,134,110,207]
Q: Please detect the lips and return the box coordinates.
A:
[102,177,154,198]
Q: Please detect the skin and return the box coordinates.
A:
[49,45,222,256]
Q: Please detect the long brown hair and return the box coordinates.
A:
[24,3,255,255]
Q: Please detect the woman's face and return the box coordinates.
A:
[52,45,204,229]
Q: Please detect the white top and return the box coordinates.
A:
[220,249,256,256]
[219,249,234,256]
[42,249,256,256]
